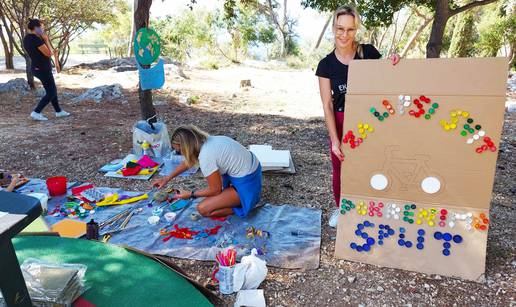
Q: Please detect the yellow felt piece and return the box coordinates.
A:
[96,193,149,207]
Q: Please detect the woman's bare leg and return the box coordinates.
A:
[196,187,240,217]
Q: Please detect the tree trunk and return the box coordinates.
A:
[127,0,137,57]
[426,0,451,58]
[312,14,331,52]
[24,55,35,89]
[134,0,156,124]
[400,15,433,58]
[0,24,14,69]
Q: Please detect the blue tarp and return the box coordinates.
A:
[17,179,322,269]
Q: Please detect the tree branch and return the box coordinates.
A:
[450,0,498,16]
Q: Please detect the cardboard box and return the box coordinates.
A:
[334,57,508,282]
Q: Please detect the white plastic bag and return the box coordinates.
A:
[132,120,171,158]
[232,248,268,291]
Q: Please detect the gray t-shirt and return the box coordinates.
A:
[198,136,259,178]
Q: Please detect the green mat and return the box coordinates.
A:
[12,236,212,307]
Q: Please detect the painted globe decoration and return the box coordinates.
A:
[134,27,161,65]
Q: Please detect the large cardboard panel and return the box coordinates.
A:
[334,58,508,282]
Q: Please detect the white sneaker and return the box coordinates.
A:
[55,110,70,118]
[328,208,340,228]
[30,111,48,121]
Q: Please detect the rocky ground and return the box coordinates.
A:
[0,62,514,306]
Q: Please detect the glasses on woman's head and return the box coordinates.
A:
[335,26,356,36]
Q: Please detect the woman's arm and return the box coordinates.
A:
[5,174,20,192]
[319,77,344,161]
[152,161,189,189]
[175,171,223,199]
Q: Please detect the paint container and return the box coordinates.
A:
[164,212,176,222]
[148,215,160,225]
[86,219,99,240]
[216,265,236,295]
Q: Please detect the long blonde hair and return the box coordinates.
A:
[332,5,363,58]
[171,125,209,167]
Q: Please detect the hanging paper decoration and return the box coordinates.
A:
[137,58,165,90]
[134,27,161,65]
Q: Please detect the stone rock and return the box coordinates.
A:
[111,65,137,72]
[376,286,384,292]
[240,79,251,87]
[153,100,167,106]
[0,78,29,94]
[35,88,46,97]
[347,276,356,283]
[72,84,124,103]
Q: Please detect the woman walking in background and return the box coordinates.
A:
[23,18,70,121]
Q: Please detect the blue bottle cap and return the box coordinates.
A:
[350,243,357,249]
[411,204,416,209]
[399,233,405,239]
[398,239,405,246]
[399,227,406,233]
[405,241,413,248]
[443,242,451,249]
[434,231,443,240]
[379,224,384,229]
[443,233,452,241]
[417,236,425,243]
[453,235,463,243]
[417,229,425,236]
[356,245,363,252]
[361,232,369,239]
[378,235,384,240]
[364,221,371,227]
[379,230,384,235]
[388,229,395,235]
[355,230,362,236]
[362,244,371,252]
[358,224,364,230]
[443,248,450,256]
[416,243,424,250]
[378,240,384,245]
[367,237,375,245]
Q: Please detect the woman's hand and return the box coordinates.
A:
[10,174,21,186]
[390,54,401,65]
[152,176,171,190]
[173,190,191,200]
[331,142,345,161]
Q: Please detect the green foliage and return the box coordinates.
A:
[448,11,476,57]
[99,0,131,58]
[153,11,214,62]
[476,2,515,58]
[300,0,412,28]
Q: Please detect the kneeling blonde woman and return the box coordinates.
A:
[153,125,262,218]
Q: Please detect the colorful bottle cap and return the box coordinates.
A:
[452,235,463,243]
[434,231,443,240]
[443,233,452,241]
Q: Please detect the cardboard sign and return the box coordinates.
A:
[334,57,508,282]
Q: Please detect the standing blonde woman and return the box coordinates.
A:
[152,125,262,218]
[316,5,400,227]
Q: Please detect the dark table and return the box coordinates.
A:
[0,191,42,307]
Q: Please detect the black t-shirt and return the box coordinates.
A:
[23,34,52,71]
[316,44,382,112]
